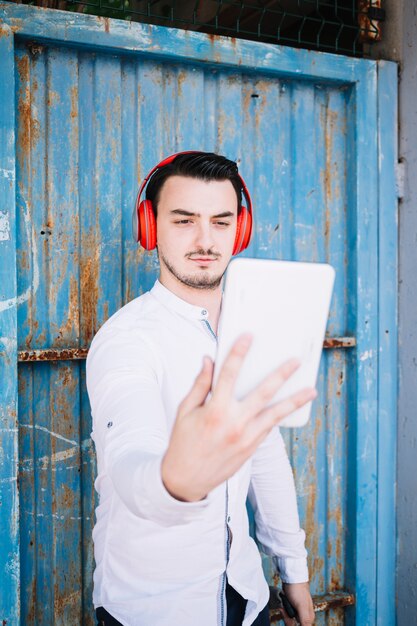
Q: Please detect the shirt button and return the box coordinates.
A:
[227,516,231,523]
[107,421,113,428]
[201,309,208,316]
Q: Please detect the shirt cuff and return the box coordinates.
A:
[112,450,212,526]
[274,556,309,584]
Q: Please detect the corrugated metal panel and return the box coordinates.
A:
[0,5,398,625]
[14,43,350,625]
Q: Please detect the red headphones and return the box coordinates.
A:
[132,151,253,255]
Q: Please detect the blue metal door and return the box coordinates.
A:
[0,5,397,625]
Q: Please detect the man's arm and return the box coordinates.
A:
[248,427,315,626]
[87,326,212,526]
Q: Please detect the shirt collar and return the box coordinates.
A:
[150,280,210,321]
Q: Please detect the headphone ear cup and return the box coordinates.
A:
[139,199,157,250]
[233,206,252,255]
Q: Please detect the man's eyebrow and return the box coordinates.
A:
[212,211,235,219]
[170,209,200,217]
[169,209,235,218]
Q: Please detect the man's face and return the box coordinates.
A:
[156,175,238,290]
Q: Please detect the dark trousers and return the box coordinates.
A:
[96,582,270,626]
[225,582,271,626]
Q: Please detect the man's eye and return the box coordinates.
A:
[215,221,231,227]
[175,219,192,225]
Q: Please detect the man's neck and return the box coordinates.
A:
[159,273,223,333]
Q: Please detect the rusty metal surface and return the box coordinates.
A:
[17,338,356,362]
[18,348,89,362]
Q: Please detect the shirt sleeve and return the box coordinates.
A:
[86,325,211,526]
[247,426,309,583]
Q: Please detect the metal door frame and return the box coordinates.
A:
[0,4,397,624]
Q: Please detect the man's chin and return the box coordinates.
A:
[179,273,223,290]
[175,266,225,290]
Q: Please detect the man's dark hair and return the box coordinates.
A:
[145,152,243,215]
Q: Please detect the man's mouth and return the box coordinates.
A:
[187,252,220,265]
[189,257,217,265]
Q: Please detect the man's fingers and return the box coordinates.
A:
[178,356,213,416]
[212,334,252,399]
[242,358,300,418]
[247,387,317,439]
[264,387,317,426]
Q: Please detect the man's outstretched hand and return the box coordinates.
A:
[161,334,316,502]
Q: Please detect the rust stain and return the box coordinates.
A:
[80,230,100,345]
[242,85,253,125]
[252,79,268,132]
[24,330,33,351]
[336,370,344,397]
[57,363,77,395]
[19,249,30,271]
[18,370,27,395]
[124,247,145,304]
[0,23,21,38]
[106,94,121,162]
[47,90,61,107]
[70,85,78,120]
[304,414,323,582]
[26,560,37,624]
[18,348,88,362]
[177,70,186,98]
[330,569,341,591]
[54,589,82,616]
[323,108,338,241]
[323,337,356,349]
[61,482,76,509]
[0,21,21,39]
[207,33,219,44]
[16,55,32,168]
[327,608,345,626]
[312,592,355,611]
[56,276,79,346]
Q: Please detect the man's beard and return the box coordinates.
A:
[159,249,225,290]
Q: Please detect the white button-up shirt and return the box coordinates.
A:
[86,280,308,626]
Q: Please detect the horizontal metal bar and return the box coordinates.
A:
[269,589,355,622]
[17,338,356,363]
[324,336,356,349]
[18,348,89,362]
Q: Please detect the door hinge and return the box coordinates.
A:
[395,159,406,201]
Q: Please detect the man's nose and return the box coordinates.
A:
[194,222,214,250]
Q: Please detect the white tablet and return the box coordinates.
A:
[214,258,335,427]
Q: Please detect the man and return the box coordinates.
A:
[86,152,316,626]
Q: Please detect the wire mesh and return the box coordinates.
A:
[12,0,384,57]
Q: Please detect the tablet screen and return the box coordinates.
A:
[215,258,335,427]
